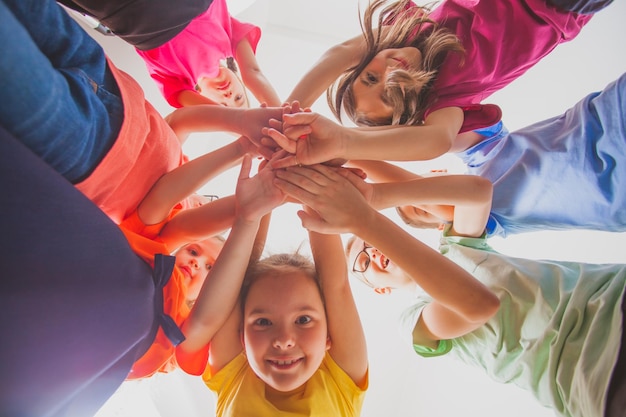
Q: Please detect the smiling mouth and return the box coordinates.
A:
[217,81,230,90]
[179,266,192,279]
[381,255,390,269]
[393,58,410,70]
[267,358,303,370]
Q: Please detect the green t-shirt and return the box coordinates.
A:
[400,234,625,417]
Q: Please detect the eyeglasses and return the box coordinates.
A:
[352,241,372,273]
[203,194,219,202]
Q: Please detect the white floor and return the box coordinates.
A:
[76,1,626,416]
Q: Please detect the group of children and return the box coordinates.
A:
[1,0,624,416]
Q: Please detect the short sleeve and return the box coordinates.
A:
[229,16,261,55]
[175,343,210,376]
[413,339,453,357]
[399,301,453,358]
[399,300,428,347]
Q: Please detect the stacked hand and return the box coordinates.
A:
[273,163,374,235]
[259,101,349,168]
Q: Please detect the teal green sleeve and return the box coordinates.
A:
[413,339,453,358]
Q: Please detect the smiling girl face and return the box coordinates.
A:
[175,237,224,302]
[196,66,248,107]
[242,270,330,392]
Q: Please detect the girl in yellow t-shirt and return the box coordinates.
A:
[175,159,369,417]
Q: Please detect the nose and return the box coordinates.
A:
[223,90,232,98]
[189,258,199,269]
[272,327,295,350]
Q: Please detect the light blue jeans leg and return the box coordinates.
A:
[0,0,123,183]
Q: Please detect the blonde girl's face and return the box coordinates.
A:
[349,237,415,292]
[176,237,224,301]
[351,46,423,122]
[243,271,330,392]
[196,67,248,107]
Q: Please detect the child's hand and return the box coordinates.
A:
[235,135,262,159]
[265,112,347,169]
[240,106,285,149]
[273,164,373,234]
[235,155,286,222]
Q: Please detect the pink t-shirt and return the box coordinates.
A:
[425,0,591,119]
[136,0,261,107]
[75,59,186,224]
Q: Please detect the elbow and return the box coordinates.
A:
[469,176,493,203]
[466,292,500,324]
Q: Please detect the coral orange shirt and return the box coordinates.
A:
[75,59,185,224]
[120,206,191,380]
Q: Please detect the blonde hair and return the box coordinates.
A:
[240,252,322,308]
[328,0,464,126]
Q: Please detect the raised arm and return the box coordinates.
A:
[274,164,499,346]
[176,89,221,107]
[265,106,464,167]
[286,33,367,108]
[176,156,286,372]
[344,160,492,237]
[137,138,248,226]
[165,104,284,146]
[235,39,281,107]
[308,227,368,387]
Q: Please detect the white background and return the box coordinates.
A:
[75,0,626,416]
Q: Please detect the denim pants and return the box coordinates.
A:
[0,0,123,183]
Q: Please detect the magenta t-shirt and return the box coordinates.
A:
[136,0,261,107]
[425,0,591,121]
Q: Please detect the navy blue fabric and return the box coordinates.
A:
[57,0,214,50]
[153,253,186,347]
[0,127,158,417]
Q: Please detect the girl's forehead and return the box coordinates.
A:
[246,272,324,306]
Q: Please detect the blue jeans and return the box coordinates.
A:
[0,0,123,183]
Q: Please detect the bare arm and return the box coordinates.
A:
[308,228,368,387]
[137,139,247,226]
[176,89,221,107]
[345,160,492,237]
[286,33,367,108]
[158,195,236,251]
[235,39,281,107]
[266,106,464,168]
[342,107,463,161]
[370,175,492,238]
[347,159,422,183]
[177,156,286,368]
[274,164,499,346]
[353,209,498,346]
[165,105,284,146]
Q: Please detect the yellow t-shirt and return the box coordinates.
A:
[203,352,368,417]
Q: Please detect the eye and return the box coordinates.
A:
[365,72,378,84]
[254,318,272,326]
[295,315,312,325]
[205,264,212,271]
[188,248,198,256]
[235,94,243,102]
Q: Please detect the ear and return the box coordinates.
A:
[374,287,392,295]
[325,335,332,351]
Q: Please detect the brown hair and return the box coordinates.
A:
[240,252,322,309]
[328,0,464,126]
